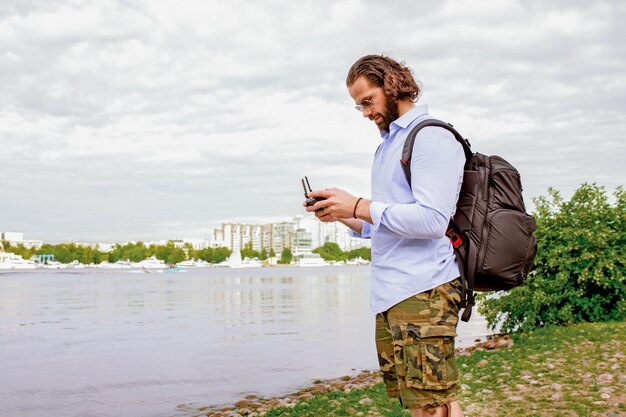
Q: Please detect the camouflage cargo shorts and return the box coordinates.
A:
[375,278,462,410]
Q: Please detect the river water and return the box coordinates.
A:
[0,266,493,417]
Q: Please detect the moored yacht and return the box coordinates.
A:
[294,253,330,267]
[131,256,167,269]
[176,259,212,268]
[0,252,38,270]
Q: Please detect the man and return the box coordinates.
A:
[304,55,466,417]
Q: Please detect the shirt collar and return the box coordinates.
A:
[380,104,429,140]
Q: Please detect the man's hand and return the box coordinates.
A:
[304,188,372,223]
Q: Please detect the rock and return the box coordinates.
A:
[509,396,524,401]
[521,370,532,376]
[347,407,358,415]
[299,393,314,400]
[606,412,620,417]
[597,374,614,385]
[311,384,326,392]
[495,338,514,349]
[340,375,352,381]
[599,387,612,394]
[551,392,563,400]
[529,380,539,385]
[601,393,611,399]
[619,375,626,383]
[550,383,562,390]
[234,400,252,408]
[477,359,488,366]
[359,397,373,405]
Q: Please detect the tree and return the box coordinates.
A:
[196,246,231,264]
[260,248,268,260]
[278,247,293,264]
[184,242,195,260]
[313,242,344,261]
[345,247,371,261]
[241,242,261,260]
[154,242,186,264]
[213,247,231,263]
[478,184,626,333]
[269,248,276,258]
[3,242,36,260]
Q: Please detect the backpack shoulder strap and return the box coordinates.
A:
[401,118,475,321]
[401,119,473,187]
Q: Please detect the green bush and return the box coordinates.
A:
[478,183,626,333]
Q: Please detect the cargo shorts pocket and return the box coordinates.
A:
[404,335,458,390]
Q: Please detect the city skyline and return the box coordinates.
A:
[1,1,625,242]
[1,213,370,254]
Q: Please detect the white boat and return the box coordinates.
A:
[67,260,87,269]
[239,257,263,268]
[219,250,263,268]
[0,252,38,270]
[345,256,370,266]
[176,259,212,268]
[131,256,167,269]
[98,260,132,269]
[42,261,67,269]
[294,253,330,267]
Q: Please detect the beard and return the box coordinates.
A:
[375,96,400,133]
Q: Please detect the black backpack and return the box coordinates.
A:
[401,119,538,321]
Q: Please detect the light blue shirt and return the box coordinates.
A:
[351,105,465,314]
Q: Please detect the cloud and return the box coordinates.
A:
[0,0,624,241]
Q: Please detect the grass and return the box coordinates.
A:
[219,321,626,417]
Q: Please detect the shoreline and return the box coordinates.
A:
[189,334,514,417]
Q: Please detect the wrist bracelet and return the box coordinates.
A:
[353,197,363,219]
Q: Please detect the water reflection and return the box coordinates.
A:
[0,267,491,417]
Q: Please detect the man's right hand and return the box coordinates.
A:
[302,198,337,223]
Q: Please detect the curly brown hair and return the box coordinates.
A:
[346,54,420,103]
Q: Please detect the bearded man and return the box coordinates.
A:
[305,55,466,417]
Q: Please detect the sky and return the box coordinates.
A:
[1,0,625,243]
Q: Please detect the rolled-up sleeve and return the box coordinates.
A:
[348,220,372,238]
[371,127,464,239]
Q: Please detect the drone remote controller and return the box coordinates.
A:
[302,176,326,208]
